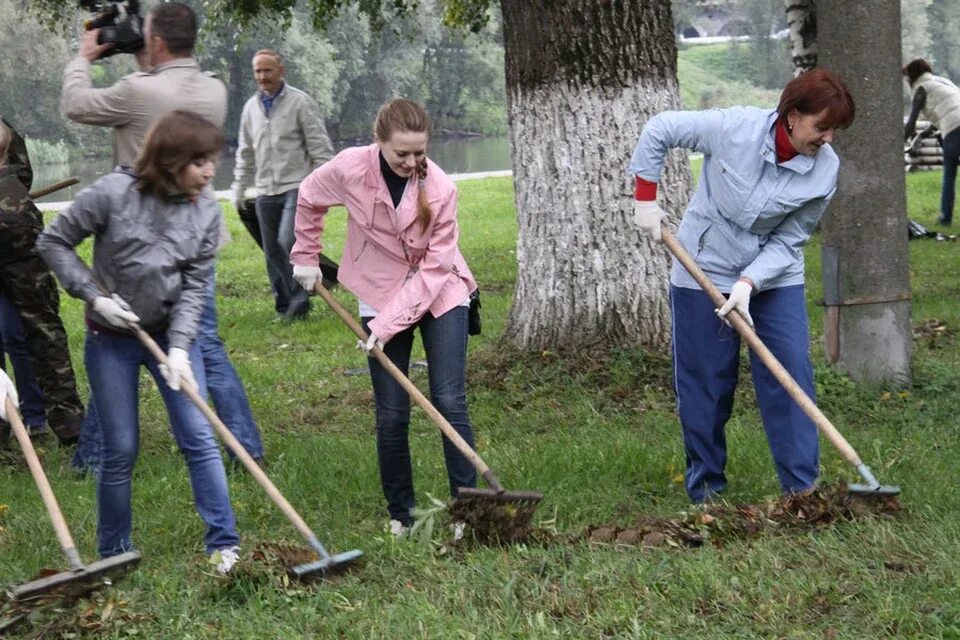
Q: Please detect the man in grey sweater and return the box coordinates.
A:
[233,49,335,320]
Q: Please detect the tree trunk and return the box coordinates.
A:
[817,0,912,383]
[784,0,818,74]
[499,0,690,350]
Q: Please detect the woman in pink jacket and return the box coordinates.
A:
[291,98,478,538]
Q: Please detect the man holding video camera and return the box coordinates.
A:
[61,1,225,168]
[58,1,266,470]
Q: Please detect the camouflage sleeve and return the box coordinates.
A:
[35,183,111,304]
[1,118,33,190]
[0,170,42,264]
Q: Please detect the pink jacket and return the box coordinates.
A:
[292,144,477,342]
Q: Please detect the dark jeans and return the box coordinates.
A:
[941,127,960,224]
[256,189,310,317]
[0,294,46,430]
[362,306,476,525]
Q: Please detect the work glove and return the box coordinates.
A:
[293,265,322,292]
[716,279,755,328]
[0,369,19,421]
[159,347,197,392]
[634,200,668,242]
[357,332,384,354]
[92,294,140,329]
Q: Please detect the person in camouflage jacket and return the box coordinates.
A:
[0,118,83,445]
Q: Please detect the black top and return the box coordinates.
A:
[379,151,407,208]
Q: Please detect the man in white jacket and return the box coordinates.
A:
[233,50,334,320]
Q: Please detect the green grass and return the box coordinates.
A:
[1,172,959,638]
[677,43,787,111]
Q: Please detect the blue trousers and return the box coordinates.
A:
[256,189,310,317]
[362,307,476,525]
[84,329,240,557]
[0,294,46,430]
[72,277,264,474]
[670,284,819,502]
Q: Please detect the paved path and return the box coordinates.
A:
[36,170,514,212]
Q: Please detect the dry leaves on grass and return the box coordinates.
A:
[583,482,902,551]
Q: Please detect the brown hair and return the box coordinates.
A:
[135,110,224,196]
[777,67,855,130]
[0,121,10,168]
[149,2,197,56]
[374,98,433,232]
[902,58,933,86]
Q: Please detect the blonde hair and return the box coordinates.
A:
[253,49,283,65]
[374,98,433,232]
[0,121,11,168]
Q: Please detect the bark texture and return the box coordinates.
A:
[784,0,818,74]
[499,0,689,350]
[817,0,912,383]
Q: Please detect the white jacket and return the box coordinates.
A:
[915,72,960,136]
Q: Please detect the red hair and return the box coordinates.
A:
[777,67,855,130]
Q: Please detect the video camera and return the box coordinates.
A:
[79,0,144,58]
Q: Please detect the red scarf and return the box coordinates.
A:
[775,119,798,164]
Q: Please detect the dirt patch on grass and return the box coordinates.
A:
[580,483,902,551]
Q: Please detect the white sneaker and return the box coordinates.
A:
[452,521,466,542]
[388,519,409,538]
[213,545,240,575]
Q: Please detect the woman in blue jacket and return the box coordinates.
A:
[628,68,855,502]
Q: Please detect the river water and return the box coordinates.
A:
[32,136,512,204]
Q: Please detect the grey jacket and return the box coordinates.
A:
[232,83,334,198]
[61,57,228,168]
[37,171,220,350]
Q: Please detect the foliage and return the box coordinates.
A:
[926,0,960,81]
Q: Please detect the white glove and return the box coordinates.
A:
[634,200,668,241]
[716,279,755,328]
[357,332,384,354]
[0,369,19,421]
[92,294,140,329]
[159,347,197,391]
[293,265,322,292]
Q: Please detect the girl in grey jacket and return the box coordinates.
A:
[38,110,242,574]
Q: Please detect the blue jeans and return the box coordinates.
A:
[256,189,310,317]
[72,278,264,473]
[940,127,960,224]
[670,284,819,502]
[0,294,46,430]
[362,306,476,525]
[197,278,264,460]
[84,328,240,557]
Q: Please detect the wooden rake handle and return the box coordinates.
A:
[28,176,79,200]
[660,225,865,469]
[5,397,83,570]
[129,327,325,548]
[311,281,504,491]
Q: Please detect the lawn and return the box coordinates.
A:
[1,170,958,638]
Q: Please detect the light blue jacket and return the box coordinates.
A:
[628,106,838,292]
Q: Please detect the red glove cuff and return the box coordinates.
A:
[634,176,657,201]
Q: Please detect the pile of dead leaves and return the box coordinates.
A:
[582,482,901,551]
[0,590,151,639]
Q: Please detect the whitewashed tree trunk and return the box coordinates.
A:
[499,0,690,350]
[784,0,818,74]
